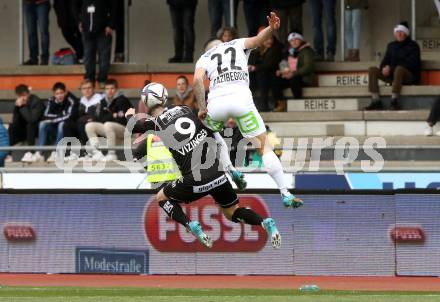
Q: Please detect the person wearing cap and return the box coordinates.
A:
[272,32,315,112]
[365,21,421,110]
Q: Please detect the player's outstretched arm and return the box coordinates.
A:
[244,12,280,50]
[193,67,208,119]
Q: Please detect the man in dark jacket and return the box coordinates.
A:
[9,84,44,160]
[365,22,421,110]
[85,78,133,161]
[248,34,283,111]
[53,0,83,62]
[24,82,77,162]
[271,0,305,43]
[272,32,315,111]
[79,0,116,87]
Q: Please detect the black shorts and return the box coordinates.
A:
[163,173,239,209]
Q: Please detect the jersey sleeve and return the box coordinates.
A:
[132,118,156,134]
[236,38,247,50]
[195,56,209,70]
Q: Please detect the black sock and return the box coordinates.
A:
[231,207,263,225]
[159,200,190,227]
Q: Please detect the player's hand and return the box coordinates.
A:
[125,108,136,118]
[198,109,208,121]
[267,12,280,30]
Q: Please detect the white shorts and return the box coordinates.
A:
[205,92,266,138]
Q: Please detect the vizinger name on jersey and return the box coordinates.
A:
[132,106,221,182]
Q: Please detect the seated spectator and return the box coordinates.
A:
[23,82,77,162]
[170,76,197,111]
[85,78,133,161]
[63,79,102,160]
[365,22,421,110]
[217,26,238,42]
[23,0,50,65]
[0,118,9,167]
[9,85,44,162]
[345,0,369,61]
[424,97,440,136]
[272,32,315,112]
[248,32,283,112]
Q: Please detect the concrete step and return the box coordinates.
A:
[430,16,440,27]
[417,27,440,39]
[301,86,440,98]
[266,120,428,137]
[422,52,440,61]
[287,98,363,111]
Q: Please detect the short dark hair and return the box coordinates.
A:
[15,84,30,95]
[52,82,66,92]
[104,78,118,88]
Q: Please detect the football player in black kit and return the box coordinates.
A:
[125,83,282,249]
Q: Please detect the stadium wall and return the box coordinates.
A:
[0,190,438,276]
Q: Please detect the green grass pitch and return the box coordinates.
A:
[0,287,439,302]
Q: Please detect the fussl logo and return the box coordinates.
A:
[3,224,36,241]
[144,195,269,252]
[390,226,425,243]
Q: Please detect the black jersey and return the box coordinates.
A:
[133,106,221,183]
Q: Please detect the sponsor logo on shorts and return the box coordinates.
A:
[389,226,425,243]
[76,248,149,274]
[193,175,227,193]
[144,195,269,252]
[3,224,36,241]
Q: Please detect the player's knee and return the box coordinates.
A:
[222,205,238,221]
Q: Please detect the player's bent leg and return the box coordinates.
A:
[214,133,247,191]
[254,133,304,209]
[222,204,281,249]
[156,188,191,229]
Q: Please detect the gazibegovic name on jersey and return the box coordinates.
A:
[212,70,249,86]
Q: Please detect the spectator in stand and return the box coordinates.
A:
[424,97,440,136]
[170,75,197,111]
[272,32,315,112]
[113,0,131,63]
[0,118,9,167]
[53,0,83,63]
[23,0,51,65]
[365,22,421,111]
[217,26,238,42]
[248,31,283,111]
[242,0,270,36]
[63,79,102,160]
[23,82,76,163]
[345,0,368,61]
[271,0,305,44]
[208,0,232,38]
[79,0,116,88]
[85,79,133,161]
[167,0,198,63]
[309,0,337,61]
[9,85,44,161]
